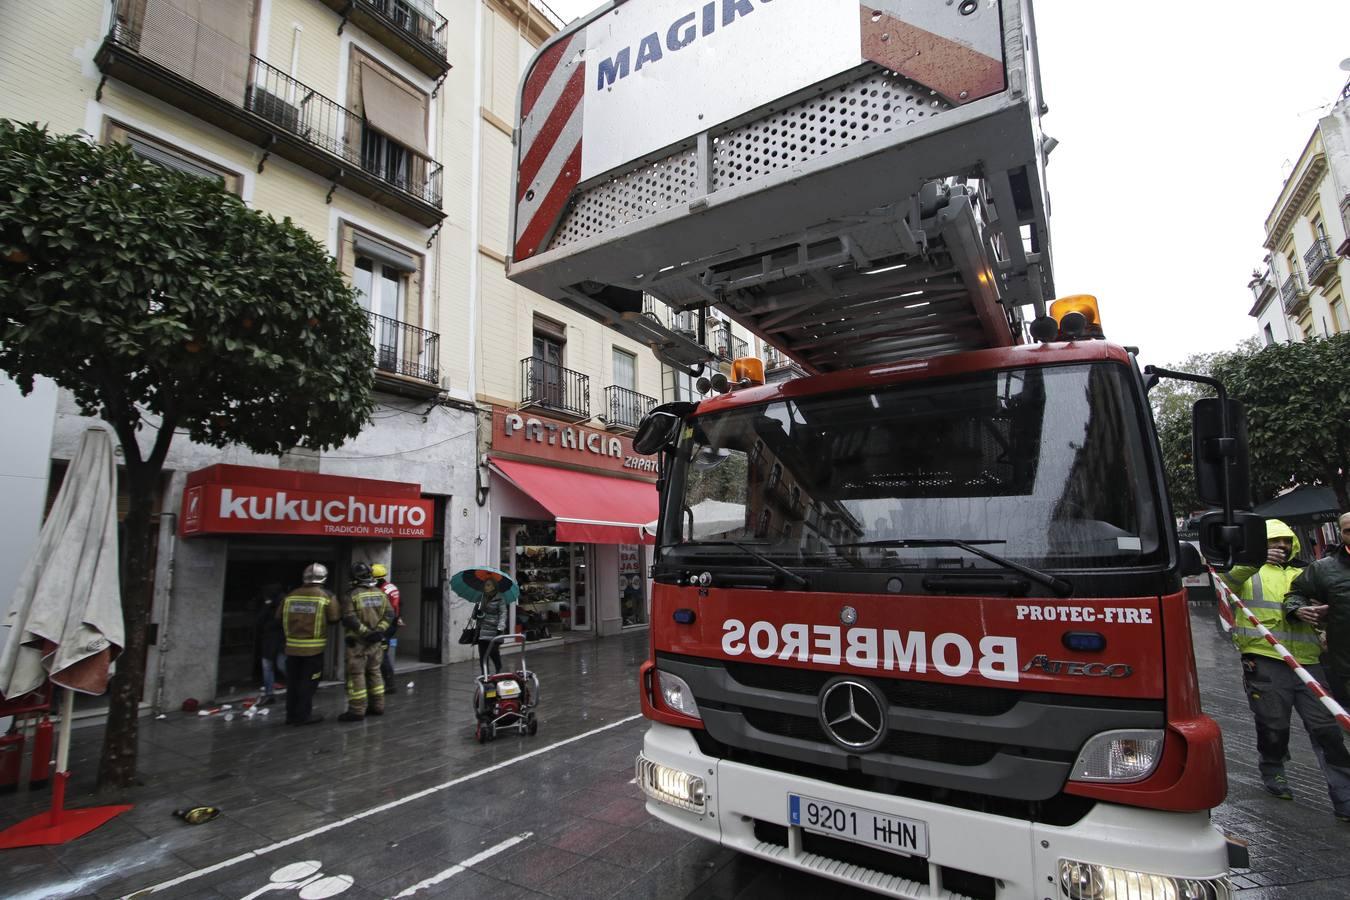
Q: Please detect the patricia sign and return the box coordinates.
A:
[180,464,433,539]
[490,407,657,481]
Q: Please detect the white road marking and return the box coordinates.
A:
[124,714,643,898]
[391,832,533,897]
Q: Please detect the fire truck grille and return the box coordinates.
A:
[726,660,1021,715]
[741,709,999,766]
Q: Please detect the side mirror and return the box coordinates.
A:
[1177,541,1207,577]
[633,402,695,455]
[1196,511,1267,569]
[1192,398,1251,510]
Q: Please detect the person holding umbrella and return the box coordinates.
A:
[450,568,519,675]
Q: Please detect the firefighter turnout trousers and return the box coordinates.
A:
[344,642,385,716]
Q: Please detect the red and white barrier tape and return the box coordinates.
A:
[1207,567,1350,732]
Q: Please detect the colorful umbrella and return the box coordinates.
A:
[449,567,520,604]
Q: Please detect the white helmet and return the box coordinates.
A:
[302,563,328,584]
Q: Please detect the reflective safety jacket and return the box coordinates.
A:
[342,584,393,636]
[278,585,340,657]
[1220,519,1321,664]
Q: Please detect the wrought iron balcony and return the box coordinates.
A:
[98,0,444,225]
[319,0,450,78]
[521,357,590,421]
[1304,237,1337,288]
[603,385,656,433]
[714,324,749,361]
[369,311,439,387]
[1280,271,1309,317]
[762,346,806,382]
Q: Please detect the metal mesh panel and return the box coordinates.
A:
[548,148,699,249]
[712,71,950,189]
[547,71,952,252]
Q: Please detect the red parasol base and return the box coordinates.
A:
[0,772,131,848]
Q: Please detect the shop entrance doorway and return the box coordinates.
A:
[217,540,342,697]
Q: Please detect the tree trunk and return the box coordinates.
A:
[96,461,160,791]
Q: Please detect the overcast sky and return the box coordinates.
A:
[539,1,1350,366]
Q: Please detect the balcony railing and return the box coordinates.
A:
[245,58,441,206]
[369,311,439,385]
[100,0,443,223]
[320,0,450,77]
[521,357,590,420]
[603,385,656,432]
[1304,237,1337,287]
[714,324,749,361]
[1280,271,1309,316]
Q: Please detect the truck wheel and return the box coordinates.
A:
[475,724,485,744]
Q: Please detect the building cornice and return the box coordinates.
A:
[1264,136,1327,249]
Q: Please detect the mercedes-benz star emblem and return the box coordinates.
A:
[840,605,858,625]
[818,678,887,752]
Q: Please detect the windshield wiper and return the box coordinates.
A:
[836,539,1072,597]
[686,540,810,589]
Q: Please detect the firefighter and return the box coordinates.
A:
[371,563,402,694]
[278,563,339,726]
[338,562,394,722]
[1221,518,1350,819]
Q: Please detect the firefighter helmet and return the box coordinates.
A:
[371,563,388,579]
[351,562,373,584]
[302,563,328,584]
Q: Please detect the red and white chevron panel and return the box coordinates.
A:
[514,30,586,262]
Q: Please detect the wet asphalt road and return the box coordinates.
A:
[1,604,1348,899]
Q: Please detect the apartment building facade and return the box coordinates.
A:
[0,0,766,707]
[1249,81,1350,345]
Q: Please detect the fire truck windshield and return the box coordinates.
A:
[661,362,1165,571]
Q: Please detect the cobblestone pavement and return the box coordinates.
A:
[2,603,1349,899]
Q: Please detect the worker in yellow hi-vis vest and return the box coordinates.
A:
[278,563,339,726]
[338,562,394,722]
[1221,518,1350,819]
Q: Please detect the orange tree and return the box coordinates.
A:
[0,122,375,788]
[1213,333,1350,511]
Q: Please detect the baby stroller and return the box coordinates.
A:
[473,634,540,743]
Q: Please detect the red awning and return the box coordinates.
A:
[489,458,657,545]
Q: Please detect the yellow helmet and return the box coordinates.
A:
[371,563,388,579]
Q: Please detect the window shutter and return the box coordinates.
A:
[360,63,428,154]
[353,234,419,273]
[127,136,226,184]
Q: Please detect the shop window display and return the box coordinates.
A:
[619,543,646,626]
[502,520,589,636]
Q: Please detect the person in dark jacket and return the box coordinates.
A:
[255,583,287,707]
[475,578,509,675]
[1286,512,1350,716]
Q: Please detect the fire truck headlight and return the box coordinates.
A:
[656,669,701,721]
[635,754,707,814]
[1058,859,1231,900]
[1069,729,1164,783]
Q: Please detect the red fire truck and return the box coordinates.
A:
[508,2,1263,896]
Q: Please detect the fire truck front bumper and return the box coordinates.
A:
[638,723,1233,900]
